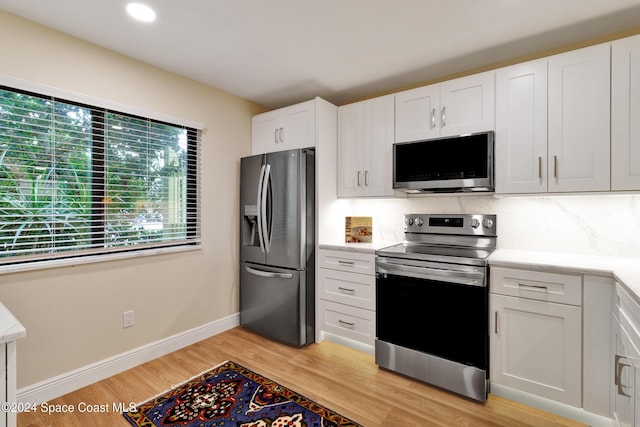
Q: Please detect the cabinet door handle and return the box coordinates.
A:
[615,354,632,397]
[338,260,355,266]
[494,311,499,334]
[554,155,558,179]
[274,129,279,144]
[357,171,361,187]
[538,156,542,180]
[338,286,356,293]
[338,319,355,327]
[441,106,446,127]
[431,108,436,129]
[279,127,284,143]
[364,170,369,186]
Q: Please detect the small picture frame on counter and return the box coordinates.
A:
[345,216,372,243]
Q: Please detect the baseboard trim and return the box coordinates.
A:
[490,383,615,427]
[17,313,240,404]
[318,331,374,355]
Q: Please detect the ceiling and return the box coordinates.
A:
[1,0,640,109]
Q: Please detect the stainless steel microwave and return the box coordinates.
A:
[393,131,494,193]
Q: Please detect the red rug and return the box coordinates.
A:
[123,360,363,427]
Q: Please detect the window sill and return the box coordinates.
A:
[0,245,202,276]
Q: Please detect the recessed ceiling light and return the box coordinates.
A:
[126,3,156,22]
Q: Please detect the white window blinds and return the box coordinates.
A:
[0,86,200,265]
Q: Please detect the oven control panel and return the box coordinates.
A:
[403,214,496,236]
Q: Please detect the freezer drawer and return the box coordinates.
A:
[240,261,314,347]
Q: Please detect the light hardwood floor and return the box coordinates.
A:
[19,327,585,426]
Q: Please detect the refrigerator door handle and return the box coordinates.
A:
[261,163,272,253]
[245,265,294,280]
[256,164,266,253]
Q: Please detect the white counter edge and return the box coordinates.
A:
[0,302,26,344]
[489,249,640,303]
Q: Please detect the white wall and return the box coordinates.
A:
[322,193,640,258]
[0,10,266,388]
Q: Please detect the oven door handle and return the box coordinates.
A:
[376,260,486,287]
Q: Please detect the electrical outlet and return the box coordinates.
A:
[123,310,135,328]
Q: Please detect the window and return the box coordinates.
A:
[0,86,200,265]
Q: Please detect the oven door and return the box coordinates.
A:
[376,256,488,370]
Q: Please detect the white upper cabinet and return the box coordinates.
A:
[612,35,640,191]
[337,95,395,197]
[440,72,495,136]
[495,59,548,194]
[252,99,316,154]
[496,43,611,194]
[548,43,611,192]
[395,71,495,143]
[395,84,440,142]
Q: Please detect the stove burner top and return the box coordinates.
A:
[377,242,493,267]
[376,214,497,267]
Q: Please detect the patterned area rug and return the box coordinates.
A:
[123,360,363,427]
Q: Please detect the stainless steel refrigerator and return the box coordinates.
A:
[239,147,315,347]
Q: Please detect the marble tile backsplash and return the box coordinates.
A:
[322,194,640,258]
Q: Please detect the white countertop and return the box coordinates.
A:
[319,240,397,254]
[490,249,640,301]
[0,301,26,344]
[319,243,640,302]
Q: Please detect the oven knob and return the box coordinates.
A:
[406,217,414,226]
[415,217,424,226]
[470,218,480,229]
[483,218,494,229]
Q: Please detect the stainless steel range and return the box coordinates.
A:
[375,213,497,402]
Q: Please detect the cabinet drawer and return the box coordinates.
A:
[317,300,375,346]
[318,268,375,310]
[490,267,582,306]
[318,249,375,276]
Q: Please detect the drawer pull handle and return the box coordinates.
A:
[338,319,355,327]
[518,283,548,292]
[338,260,355,266]
[338,286,355,293]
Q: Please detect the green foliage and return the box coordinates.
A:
[0,88,189,258]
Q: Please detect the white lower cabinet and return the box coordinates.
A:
[613,283,640,426]
[1,341,17,427]
[317,249,376,346]
[0,303,25,427]
[317,300,375,345]
[490,267,583,407]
